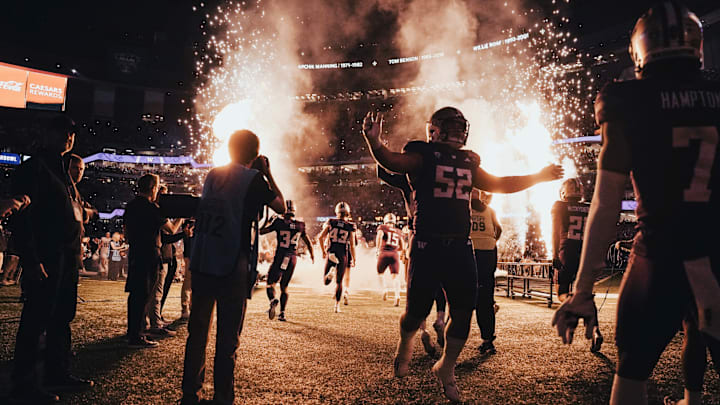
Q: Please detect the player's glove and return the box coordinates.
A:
[551,291,598,344]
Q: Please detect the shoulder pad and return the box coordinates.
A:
[403,140,428,154]
[594,81,638,125]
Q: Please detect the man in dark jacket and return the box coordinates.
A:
[9,115,94,404]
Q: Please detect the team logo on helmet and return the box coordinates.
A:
[383,213,397,224]
[426,107,470,147]
[629,1,703,76]
[335,201,350,217]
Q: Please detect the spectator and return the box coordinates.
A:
[158,225,186,321]
[123,174,183,348]
[98,232,111,278]
[108,232,128,281]
[180,129,284,405]
[179,221,194,320]
[148,184,186,329]
[9,115,94,403]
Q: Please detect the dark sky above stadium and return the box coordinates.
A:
[0,0,715,88]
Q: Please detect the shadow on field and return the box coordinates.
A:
[0,333,163,401]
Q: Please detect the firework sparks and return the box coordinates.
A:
[187,0,600,261]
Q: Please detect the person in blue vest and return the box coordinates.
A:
[180,129,284,405]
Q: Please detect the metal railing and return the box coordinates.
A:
[496,261,556,308]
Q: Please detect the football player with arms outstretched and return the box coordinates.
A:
[316,202,357,313]
[260,200,314,322]
[362,107,562,401]
[552,4,720,405]
[376,213,404,306]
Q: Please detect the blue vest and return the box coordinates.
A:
[190,164,258,277]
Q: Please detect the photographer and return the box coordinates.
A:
[9,115,93,403]
[180,129,284,405]
[123,174,183,348]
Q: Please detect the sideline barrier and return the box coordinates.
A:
[497,261,555,308]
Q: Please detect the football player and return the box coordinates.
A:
[552,4,720,405]
[363,107,562,401]
[378,166,447,354]
[260,200,314,322]
[470,190,502,355]
[551,179,590,303]
[376,213,404,306]
[317,202,357,313]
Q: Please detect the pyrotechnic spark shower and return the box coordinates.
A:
[187,0,601,261]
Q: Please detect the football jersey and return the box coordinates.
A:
[551,198,589,254]
[470,205,498,251]
[325,218,356,254]
[377,223,401,252]
[595,70,720,259]
[268,216,305,257]
[404,141,480,238]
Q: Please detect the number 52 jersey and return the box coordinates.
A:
[595,72,720,259]
[404,141,480,238]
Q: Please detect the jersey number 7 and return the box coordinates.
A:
[673,126,719,202]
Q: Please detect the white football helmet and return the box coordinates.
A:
[383,213,397,224]
[335,201,350,217]
[629,2,703,77]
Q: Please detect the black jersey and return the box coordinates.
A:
[404,141,480,238]
[595,70,720,259]
[325,218,356,255]
[267,216,305,257]
[551,198,589,256]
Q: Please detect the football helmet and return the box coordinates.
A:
[383,213,397,224]
[560,178,582,201]
[629,2,703,77]
[335,201,350,217]
[426,107,469,147]
[285,200,296,216]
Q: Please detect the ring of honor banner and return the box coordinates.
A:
[0,62,67,111]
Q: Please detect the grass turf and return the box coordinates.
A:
[0,279,718,404]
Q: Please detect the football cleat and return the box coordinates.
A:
[324,268,335,285]
[590,326,603,353]
[382,291,388,301]
[478,340,497,355]
[334,303,342,313]
[433,319,446,348]
[278,312,286,322]
[343,291,349,306]
[394,296,400,307]
[268,298,279,320]
[421,330,438,357]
